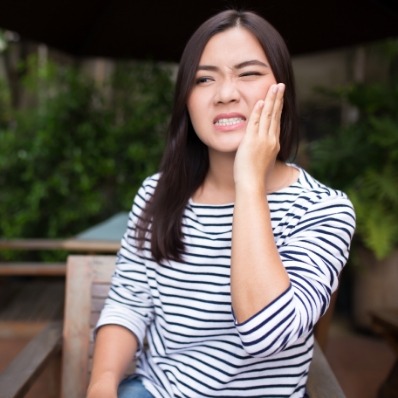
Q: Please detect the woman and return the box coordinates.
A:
[87,9,355,398]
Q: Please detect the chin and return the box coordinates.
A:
[213,146,240,155]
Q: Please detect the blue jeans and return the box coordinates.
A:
[118,376,155,398]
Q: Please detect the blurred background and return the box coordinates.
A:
[0,1,397,397]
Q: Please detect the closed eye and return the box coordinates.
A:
[239,71,263,78]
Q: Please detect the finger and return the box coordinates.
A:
[246,99,265,135]
[258,84,279,136]
[268,83,285,139]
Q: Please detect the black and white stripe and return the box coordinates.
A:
[97,166,355,398]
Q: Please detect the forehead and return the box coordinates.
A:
[199,27,267,64]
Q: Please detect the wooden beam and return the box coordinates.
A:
[0,321,62,398]
[0,263,66,276]
[0,239,120,253]
[0,321,48,339]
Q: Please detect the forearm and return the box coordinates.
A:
[87,324,138,397]
[231,186,290,323]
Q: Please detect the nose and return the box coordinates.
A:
[214,78,239,104]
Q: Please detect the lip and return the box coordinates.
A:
[213,112,246,131]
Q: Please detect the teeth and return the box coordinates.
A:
[215,117,244,126]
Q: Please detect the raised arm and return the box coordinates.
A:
[231,83,290,323]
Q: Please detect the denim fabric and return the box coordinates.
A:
[118,376,155,398]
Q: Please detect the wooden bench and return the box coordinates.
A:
[0,237,119,339]
[0,255,346,398]
[0,238,121,277]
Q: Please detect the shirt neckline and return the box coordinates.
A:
[189,165,302,207]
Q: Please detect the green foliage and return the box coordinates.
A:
[0,57,173,248]
[308,82,398,259]
[0,79,11,127]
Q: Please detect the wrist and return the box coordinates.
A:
[87,372,119,397]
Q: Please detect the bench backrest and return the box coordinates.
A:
[62,255,115,397]
[61,255,345,398]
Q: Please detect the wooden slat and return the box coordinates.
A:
[0,279,65,322]
[307,341,346,398]
[91,283,112,297]
[0,239,120,253]
[0,263,66,276]
[0,321,47,338]
[91,297,107,313]
[61,255,115,398]
[0,321,62,398]
[88,280,112,381]
[90,312,101,329]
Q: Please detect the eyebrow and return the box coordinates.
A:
[197,59,269,72]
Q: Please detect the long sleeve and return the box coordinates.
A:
[235,185,355,357]
[96,180,155,355]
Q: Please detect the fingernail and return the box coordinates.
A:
[271,84,278,94]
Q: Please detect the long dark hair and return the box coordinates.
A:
[137,9,299,262]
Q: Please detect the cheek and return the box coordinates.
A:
[258,80,277,97]
[187,94,205,129]
[248,81,277,107]
[186,94,197,120]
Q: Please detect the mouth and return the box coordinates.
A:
[214,117,245,127]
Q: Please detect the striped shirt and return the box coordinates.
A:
[96,166,355,398]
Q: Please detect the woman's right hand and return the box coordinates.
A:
[87,377,118,398]
[233,83,285,192]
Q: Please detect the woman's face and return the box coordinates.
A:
[187,27,277,155]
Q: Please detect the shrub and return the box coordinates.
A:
[0,57,173,249]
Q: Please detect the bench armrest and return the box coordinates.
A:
[0,321,63,398]
[307,341,345,397]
